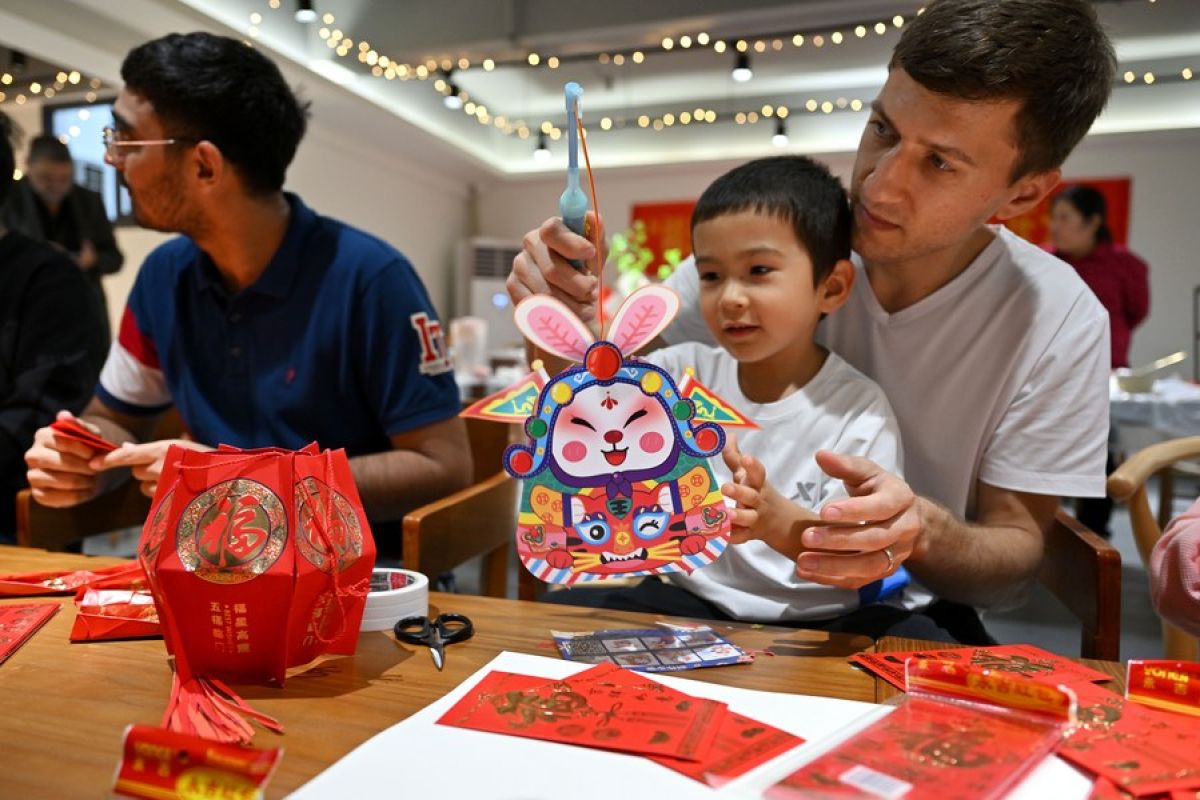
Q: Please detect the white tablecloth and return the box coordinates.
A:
[1110,375,1200,438]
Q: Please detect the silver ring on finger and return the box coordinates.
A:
[883,547,895,572]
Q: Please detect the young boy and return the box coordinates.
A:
[550,156,907,626]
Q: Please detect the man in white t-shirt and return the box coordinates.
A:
[507,0,1115,639]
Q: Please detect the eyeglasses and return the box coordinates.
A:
[101,126,196,158]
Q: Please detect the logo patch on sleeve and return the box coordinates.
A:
[410,312,454,376]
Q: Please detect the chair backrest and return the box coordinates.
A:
[402,416,520,598]
[14,409,186,552]
[1108,436,1200,661]
[1039,509,1122,661]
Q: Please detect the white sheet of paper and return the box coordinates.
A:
[291,650,1092,799]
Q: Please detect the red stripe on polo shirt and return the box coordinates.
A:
[117,306,161,370]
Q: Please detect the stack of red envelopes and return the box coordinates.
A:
[438,662,802,786]
[851,646,1200,798]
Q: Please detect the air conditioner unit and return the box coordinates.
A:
[456,237,524,352]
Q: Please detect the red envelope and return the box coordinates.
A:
[1059,682,1200,797]
[70,586,161,642]
[851,643,1112,691]
[766,695,1063,799]
[650,710,803,786]
[112,724,282,800]
[438,667,727,761]
[0,561,144,596]
[0,603,60,665]
[50,418,119,453]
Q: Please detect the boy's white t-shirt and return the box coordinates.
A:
[662,225,1110,519]
[644,342,904,621]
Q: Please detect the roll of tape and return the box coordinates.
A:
[361,568,428,632]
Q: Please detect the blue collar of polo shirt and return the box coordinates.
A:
[193,192,317,300]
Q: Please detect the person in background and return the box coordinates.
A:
[22,33,471,550]
[0,113,107,541]
[1050,184,1151,537]
[2,134,123,361]
[1049,185,1149,370]
[1150,496,1200,637]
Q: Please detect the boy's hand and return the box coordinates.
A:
[720,437,819,558]
[799,450,918,588]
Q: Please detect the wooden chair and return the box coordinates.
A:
[15,409,186,552]
[1038,509,1123,661]
[402,416,519,598]
[1108,436,1200,660]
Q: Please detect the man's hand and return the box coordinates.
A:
[76,240,98,270]
[91,439,213,498]
[24,411,107,507]
[796,450,919,588]
[506,213,605,321]
[719,437,820,558]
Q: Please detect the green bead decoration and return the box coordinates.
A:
[672,400,693,421]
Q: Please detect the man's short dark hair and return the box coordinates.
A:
[691,156,851,284]
[121,32,310,194]
[891,0,1116,181]
[27,134,73,165]
[0,112,16,208]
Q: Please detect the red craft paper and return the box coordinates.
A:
[111,724,281,800]
[1059,682,1200,797]
[70,587,161,642]
[437,666,727,761]
[766,696,1063,800]
[0,561,143,596]
[851,643,1112,691]
[49,417,119,453]
[0,602,60,665]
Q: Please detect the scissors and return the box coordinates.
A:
[393,613,474,671]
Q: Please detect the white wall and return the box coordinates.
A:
[477,129,1200,378]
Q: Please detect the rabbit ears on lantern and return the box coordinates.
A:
[514,285,680,364]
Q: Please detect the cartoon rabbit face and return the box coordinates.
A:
[550,381,677,482]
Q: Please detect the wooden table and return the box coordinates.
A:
[0,546,876,798]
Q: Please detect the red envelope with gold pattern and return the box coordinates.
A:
[766,695,1063,799]
[1059,682,1200,797]
[0,602,60,664]
[851,643,1112,691]
[438,666,726,760]
[650,710,802,786]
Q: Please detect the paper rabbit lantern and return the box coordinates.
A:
[465,285,750,585]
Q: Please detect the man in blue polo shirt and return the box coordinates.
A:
[23,33,471,537]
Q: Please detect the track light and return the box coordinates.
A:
[534,132,551,161]
[772,119,788,148]
[9,51,27,74]
[444,83,463,109]
[731,53,753,82]
[295,0,317,23]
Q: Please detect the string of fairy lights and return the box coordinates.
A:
[251,0,1195,153]
[0,66,105,108]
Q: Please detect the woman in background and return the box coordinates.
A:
[1050,185,1151,537]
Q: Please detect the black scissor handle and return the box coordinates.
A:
[433,613,474,645]
[393,615,432,643]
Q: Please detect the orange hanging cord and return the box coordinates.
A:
[576,112,605,338]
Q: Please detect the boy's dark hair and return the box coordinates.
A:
[891,0,1115,182]
[27,134,73,164]
[0,112,17,208]
[691,155,851,284]
[121,32,310,194]
[1054,185,1112,243]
